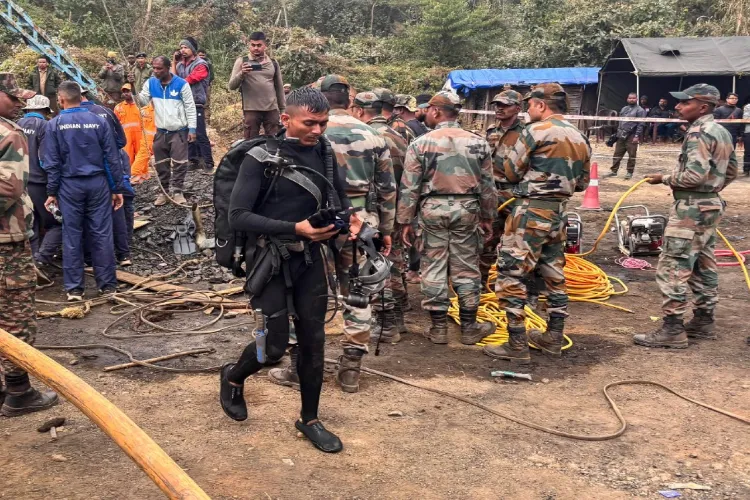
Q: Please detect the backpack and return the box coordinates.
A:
[213,136,269,276]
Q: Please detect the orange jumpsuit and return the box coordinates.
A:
[114,100,142,165]
[114,103,156,183]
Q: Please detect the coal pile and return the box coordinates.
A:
[130,169,235,286]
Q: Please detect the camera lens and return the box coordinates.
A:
[345,294,370,309]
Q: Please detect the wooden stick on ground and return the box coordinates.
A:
[0,329,211,500]
[103,348,214,372]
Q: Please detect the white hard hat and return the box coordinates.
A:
[23,94,51,110]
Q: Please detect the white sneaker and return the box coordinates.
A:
[67,289,84,302]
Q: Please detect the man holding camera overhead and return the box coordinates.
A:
[229,31,287,139]
[98,51,125,106]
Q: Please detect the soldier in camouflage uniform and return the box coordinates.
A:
[320,76,396,392]
[634,84,738,349]
[372,88,417,145]
[398,91,497,345]
[484,83,591,364]
[0,73,58,417]
[479,90,525,285]
[351,91,410,338]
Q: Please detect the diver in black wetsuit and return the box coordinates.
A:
[219,87,362,453]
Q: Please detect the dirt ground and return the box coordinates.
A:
[2,143,750,500]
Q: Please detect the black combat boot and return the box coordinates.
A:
[426,310,448,344]
[393,302,408,334]
[0,373,58,418]
[400,292,412,312]
[219,363,248,421]
[268,345,300,390]
[336,348,364,393]
[459,308,496,345]
[528,315,565,356]
[370,308,401,343]
[633,315,688,349]
[685,309,717,340]
[483,326,530,364]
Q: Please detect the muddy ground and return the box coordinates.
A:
[2,143,750,500]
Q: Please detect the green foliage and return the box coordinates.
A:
[0,0,744,119]
[398,0,505,67]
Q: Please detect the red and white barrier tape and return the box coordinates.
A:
[460,109,750,124]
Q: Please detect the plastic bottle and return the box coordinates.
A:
[254,309,267,363]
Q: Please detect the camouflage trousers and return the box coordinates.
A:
[0,241,38,377]
[336,210,391,352]
[418,196,483,312]
[657,197,724,317]
[386,222,408,306]
[495,199,568,326]
[479,190,515,286]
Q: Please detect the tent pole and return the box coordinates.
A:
[596,71,602,113]
[733,75,736,93]
[636,73,640,98]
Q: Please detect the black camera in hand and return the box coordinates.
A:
[308,207,349,234]
[606,134,617,147]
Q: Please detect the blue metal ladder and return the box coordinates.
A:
[0,0,98,91]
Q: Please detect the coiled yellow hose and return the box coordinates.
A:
[448,185,647,346]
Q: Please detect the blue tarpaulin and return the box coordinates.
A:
[446,68,601,95]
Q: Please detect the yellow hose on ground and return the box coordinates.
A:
[579,179,650,257]
[450,192,635,347]
[717,229,750,293]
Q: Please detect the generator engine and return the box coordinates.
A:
[614,206,667,256]
[565,213,583,254]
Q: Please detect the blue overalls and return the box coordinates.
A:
[112,149,136,261]
[43,107,124,292]
[18,112,62,263]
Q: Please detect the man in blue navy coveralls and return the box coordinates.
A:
[17,94,62,266]
[43,81,124,301]
[80,87,134,267]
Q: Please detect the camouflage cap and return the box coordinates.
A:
[523,82,566,102]
[353,91,379,108]
[23,94,50,110]
[0,73,35,100]
[318,75,350,92]
[427,91,462,112]
[395,94,417,112]
[670,84,720,105]
[372,88,396,106]
[491,89,522,106]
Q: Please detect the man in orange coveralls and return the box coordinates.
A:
[114,83,155,183]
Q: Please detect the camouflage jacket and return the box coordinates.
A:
[0,117,33,243]
[387,115,417,144]
[664,114,738,193]
[367,116,408,186]
[397,121,497,224]
[325,109,396,234]
[504,114,591,200]
[488,118,525,185]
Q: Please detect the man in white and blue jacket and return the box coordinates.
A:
[137,55,197,206]
[43,82,124,301]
